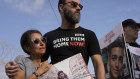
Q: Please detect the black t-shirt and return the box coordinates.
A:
[42,26,101,64]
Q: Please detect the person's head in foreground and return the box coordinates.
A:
[58,0,83,25]
[21,29,46,58]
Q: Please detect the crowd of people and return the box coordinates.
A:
[4,0,140,79]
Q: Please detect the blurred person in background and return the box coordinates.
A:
[122,19,140,48]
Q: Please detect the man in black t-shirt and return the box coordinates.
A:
[42,0,105,79]
[5,0,106,79]
[42,26,101,65]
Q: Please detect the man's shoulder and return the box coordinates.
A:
[79,26,95,34]
[43,28,60,37]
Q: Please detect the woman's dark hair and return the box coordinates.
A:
[20,29,42,55]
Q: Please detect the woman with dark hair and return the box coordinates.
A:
[13,30,52,79]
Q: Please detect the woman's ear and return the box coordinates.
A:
[24,45,30,52]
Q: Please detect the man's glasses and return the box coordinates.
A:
[32,37,47,44]
[64,1,83,10]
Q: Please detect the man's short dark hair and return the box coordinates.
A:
[122,19,140,28]
[58,0,66,12]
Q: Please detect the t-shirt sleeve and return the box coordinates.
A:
[86,31,101,56]
[14,55,26,71]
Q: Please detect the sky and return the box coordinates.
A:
[0,0,140,77]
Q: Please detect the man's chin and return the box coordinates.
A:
[113,74,119,79]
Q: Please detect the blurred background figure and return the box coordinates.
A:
[122,19,140,48]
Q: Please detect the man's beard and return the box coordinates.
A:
[63,7,80,24]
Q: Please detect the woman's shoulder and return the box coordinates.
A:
[14,55,30,64]
[15,55,26,60]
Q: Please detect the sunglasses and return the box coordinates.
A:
[64,1,83,10]
[31,37,47,44]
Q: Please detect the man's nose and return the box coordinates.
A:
[115,60,119,67]
[76,5,81,10]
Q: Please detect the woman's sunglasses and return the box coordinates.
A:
[32,37,47,44]
[64,1,83,10]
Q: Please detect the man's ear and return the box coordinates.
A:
[59,4,64,13]
[123,27,127,32]
[123,28,125,31]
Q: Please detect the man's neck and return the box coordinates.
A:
[60,22,79,29]
[61,16,79,29]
